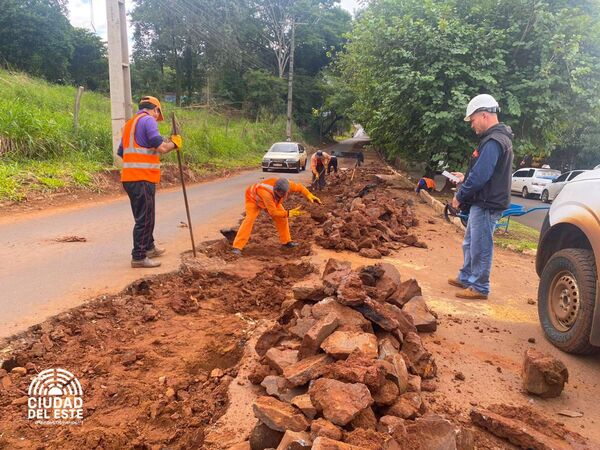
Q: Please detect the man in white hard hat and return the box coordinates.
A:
[448,94,514,300]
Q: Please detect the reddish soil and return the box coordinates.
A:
[1,149,598,449]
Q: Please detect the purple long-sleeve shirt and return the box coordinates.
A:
[117,111,164,157]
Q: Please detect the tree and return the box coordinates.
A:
[0,0,74,83]
[337,0,600,168]
[69,28,108,91]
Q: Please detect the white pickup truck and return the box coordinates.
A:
[536,169,600,354]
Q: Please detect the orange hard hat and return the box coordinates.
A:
[140,95,164,121]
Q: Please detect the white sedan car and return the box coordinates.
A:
[540,170,588,203]
[511,167,561,199]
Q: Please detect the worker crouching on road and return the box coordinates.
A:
[415,176,436,193]
[232,178,322,255]
[311,150,331,190]
[119,96,182,268]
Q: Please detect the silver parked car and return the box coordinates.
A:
[540,170,588,203]
[262,142,308,173]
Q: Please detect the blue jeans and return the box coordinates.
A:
[458,205,502,295]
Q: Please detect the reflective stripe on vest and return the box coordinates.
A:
[249,183,275,208]
[121,113,161,183]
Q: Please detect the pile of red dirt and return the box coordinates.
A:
[0,256,314,449]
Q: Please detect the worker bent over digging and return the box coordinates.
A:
[119,96,182,268]
[231,178,321,255]
[311,150,331,191]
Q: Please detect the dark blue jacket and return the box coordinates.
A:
[457,123,514,210]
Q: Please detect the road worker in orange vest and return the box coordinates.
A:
[232,177,322,255]
[311,150,331,191]
[119,96,182,268]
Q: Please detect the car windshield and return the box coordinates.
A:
[536,170,561,180]
[269,143,297,153]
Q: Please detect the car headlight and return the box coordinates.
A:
[285,158,298,163]
[263,158,270,163]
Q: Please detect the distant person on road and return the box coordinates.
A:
[327,155,338,174]
[119,96,182,268]
[231,178,322,255]
[448,94,514,299]
[311,150,331,190]
[356,150,364,167]
[415,176,436,193]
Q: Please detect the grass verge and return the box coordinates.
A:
[495,219,540,253]
[0,69,315,202]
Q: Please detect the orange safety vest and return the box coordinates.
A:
[247,181,280,209]
[424,177,436,189]
[120,113,161,183]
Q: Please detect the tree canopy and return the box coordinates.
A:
[337,0,600,169]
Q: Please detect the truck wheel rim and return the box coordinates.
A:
[549,271,580,331]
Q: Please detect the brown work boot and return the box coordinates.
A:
[146,246,166,258]
[455,287,488,300]
[447,277,466,288]
[131,257,161,268]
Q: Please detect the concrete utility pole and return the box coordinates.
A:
[106,0,133,165]
[285,20,296,141]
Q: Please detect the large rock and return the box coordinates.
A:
[373,379,400,406]
[253,396,310,432]
[291,394,317,420]
[387,279,422,308]
[385,392,424,420]
[377,416,407,441]
[403,296,437,332]
[283,354,334,387]
[289,317,317,339]
[321,331,378,359]
[402,332,437,379]
[323,258,352,278]
[312,437,364,450]
[350,406,378,430]
[323,266,353,295]
[359,248,382,259]
[309,378,374,426]
[355,299,416,340]
[292,280,326,302]
[249,422,284,450]
[336,273,369,307]
[276,430,312,450]
[405,415,463,450]
[298,313,339,359]
[471,408,572,450]
[261,376,305,403]
[324,354,387,390]
[310,418,343,441]
[378,263,402,287]
[354,298,400,331]
[522,348,569,398]
[312,298,372,332]
[265,348,299,374]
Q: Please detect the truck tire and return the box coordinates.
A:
[538,248,598,354]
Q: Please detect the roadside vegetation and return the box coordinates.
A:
[0,69,312,202]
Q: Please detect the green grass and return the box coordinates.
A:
[495,219,540,252]
[0,69,312,202]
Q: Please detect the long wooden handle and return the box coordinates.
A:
[171,113,197,257]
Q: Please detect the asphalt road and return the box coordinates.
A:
[0,138,366,339]
[508,194,549,231]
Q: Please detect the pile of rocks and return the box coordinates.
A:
[313,181,427,259]
[241,259,471,450]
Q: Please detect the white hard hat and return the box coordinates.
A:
[464,94,500,121]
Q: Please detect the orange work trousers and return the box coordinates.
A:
[232,199,291,250]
